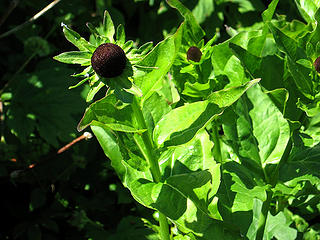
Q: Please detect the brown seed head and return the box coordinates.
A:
[91,43,126,78]
[187,46,202,62]
[314,56,320,73]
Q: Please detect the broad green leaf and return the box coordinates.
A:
[153,100,220,147]
[222,84,290,175]
[142,92,171,133]
[62,24,96,52]
[53,51,92,66]
[90,121,126,180]
[229,41,303,120]
[166,0,205,42]
[78,94,133,131]
[159,130,221,219]
[102,10,115,41]
[154,79,259,147]
[229,43,262,75]
[243,84,291,166]
[212,31,261,87]
[134,23,183,100]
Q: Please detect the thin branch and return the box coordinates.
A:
[0,0,20,27]
[0,0,62,39]
[57,132,93,154]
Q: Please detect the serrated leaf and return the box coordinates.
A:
[53,51,92,65]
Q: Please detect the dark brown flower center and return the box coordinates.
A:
[187,46,202,62]
[91,43,126,78]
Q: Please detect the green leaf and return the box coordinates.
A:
[153,100,220,146]
[212,31,261,87]
[222,84,290,175]
[62,24,96,52]
[166,0,205,42]
[280,144,320,184]
[116,24,125,45]
[103,10,115,41]
[104,123,146,133]
[142,92,171,133]
[154,79,259,147]
[247,199,297,240]
[182,80,212,98]
[90,121,126,181]
[134,23,183,100]
[208,78,261,108]
[192,0,214,24]
[78,94,133,131]
[86,81,105,102]
[262,0,279,22]
[53,51,92,65]
[295,0,320,24]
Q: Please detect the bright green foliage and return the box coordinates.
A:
[41,0,320,239]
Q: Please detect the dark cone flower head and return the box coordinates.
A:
[187,46,202,62]
[91,43,126,78]
[314,56,320,73]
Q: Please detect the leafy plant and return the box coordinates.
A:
[2,0,319,239]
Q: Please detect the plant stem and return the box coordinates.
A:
[159,213,170,240]
[131,96,170,240]
[131,96,161,182]
[255,190,273,240]
[212,121,222,163]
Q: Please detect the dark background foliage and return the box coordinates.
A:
[0,0,311,239]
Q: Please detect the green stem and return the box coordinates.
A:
[212,121,222,163]
[159,213,170,240]
[131,97,161,182]
[131,96,170,240]
[256,190,273,240]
